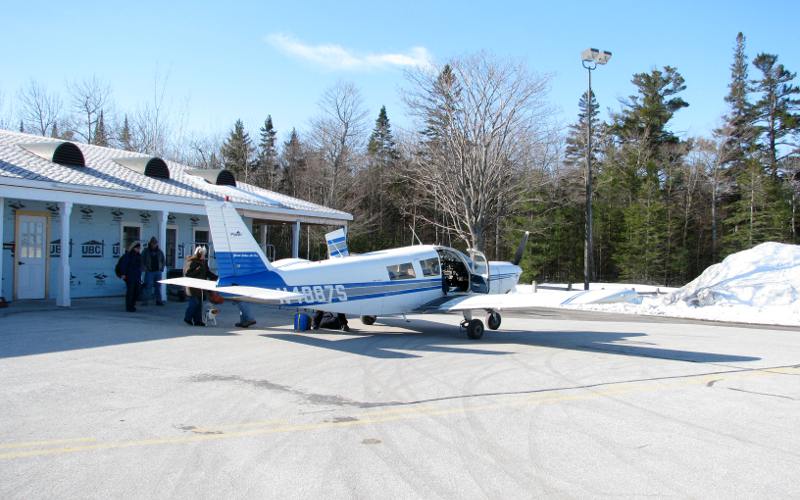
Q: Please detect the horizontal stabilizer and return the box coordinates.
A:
[160,277,302,304]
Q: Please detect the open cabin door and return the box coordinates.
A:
[469,250,490,294]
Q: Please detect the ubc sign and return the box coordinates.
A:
[81,240,104,258]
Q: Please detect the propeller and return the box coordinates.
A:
[511,231,529,266]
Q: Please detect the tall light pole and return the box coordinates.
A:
[580,48,611,291]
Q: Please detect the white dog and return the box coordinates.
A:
[204,306,219,326]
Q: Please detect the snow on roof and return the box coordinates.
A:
[0,129,351,222]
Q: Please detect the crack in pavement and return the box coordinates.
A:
[189,363,800,410]
[727,387,797,401]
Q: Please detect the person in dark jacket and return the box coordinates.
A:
[142,237,166,306]
[183,246,218,326]
[119,241,143,312]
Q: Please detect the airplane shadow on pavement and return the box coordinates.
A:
[261,317,761,363]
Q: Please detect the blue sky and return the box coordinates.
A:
[2,0,799,144]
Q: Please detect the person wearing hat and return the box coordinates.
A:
[118,241,143,312]
[183,246,218,326]
[142,236,166,306]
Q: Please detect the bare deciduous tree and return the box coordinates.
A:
[18,80,62,136]
[404,53,553,252]
[67,75,112,144]
[309,81,368,208]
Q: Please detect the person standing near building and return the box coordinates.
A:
[142,237,165,306]
[118,241,143,312]
[183,246,217,326]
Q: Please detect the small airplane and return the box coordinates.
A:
[162,202,627,339]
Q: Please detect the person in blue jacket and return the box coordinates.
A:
[118,241,143,312]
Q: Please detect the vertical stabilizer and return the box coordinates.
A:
[325,228,349,258]
[207,202,275,282]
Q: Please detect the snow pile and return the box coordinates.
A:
[578,242,800,326]
[666,242,800,310]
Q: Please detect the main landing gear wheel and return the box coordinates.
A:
[466,319,484,340]
[361,315,377,326]
[486,311,501,330]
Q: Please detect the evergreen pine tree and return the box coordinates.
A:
[19,120,24,133]
[751,53,800,178]
[280,128,306,198]
[93,110,108,146]
[717,33,758,172]
[119,115,134,151]
[256,115,279,189]
[564,90,600,168]
[221,119,255,183]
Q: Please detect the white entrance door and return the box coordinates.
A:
[17,215,47,299]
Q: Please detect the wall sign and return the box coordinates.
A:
[49,238,73,258]
[190,216,200,227]
[167,214,176,224]
[81,240,104,258]
[140,212,152,225]
[112,242,121,258]
[2,241,14,256]
[79,206,94,223]
[93,273,108,286]
[177,243,185,259]
[111,209,124,222]
[70,273,80,288]
[46,203,60,221]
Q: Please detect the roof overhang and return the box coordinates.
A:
[0,176,352,224]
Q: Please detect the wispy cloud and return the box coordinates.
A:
[266,33,433,71]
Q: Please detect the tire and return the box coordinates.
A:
[466,319,484,339]
[486,311,501,330]
[361,315,377,326]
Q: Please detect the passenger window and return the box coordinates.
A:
[387,262,416,280]
[419,257,440,277]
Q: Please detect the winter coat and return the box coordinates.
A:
[119,251,143,282]
[142,246,165,272]
[184,258,218,299]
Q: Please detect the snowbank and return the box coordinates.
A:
[573,242,800,327]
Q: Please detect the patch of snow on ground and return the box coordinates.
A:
[566,242,800,327]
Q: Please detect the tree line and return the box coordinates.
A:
[2,34,798,285]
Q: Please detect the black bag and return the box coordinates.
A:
[114,255,126,278]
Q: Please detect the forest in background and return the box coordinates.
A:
[1,33,798,286]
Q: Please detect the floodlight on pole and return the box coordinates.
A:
[581,47,611,291]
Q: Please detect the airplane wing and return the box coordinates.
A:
[160,277,303,304]
[420,289,639,313]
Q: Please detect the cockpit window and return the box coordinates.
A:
[419,257,440,277]
[387,262,416,280]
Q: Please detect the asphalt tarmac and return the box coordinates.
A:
[0,298,798,498]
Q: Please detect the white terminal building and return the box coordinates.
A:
[0,130,352,306]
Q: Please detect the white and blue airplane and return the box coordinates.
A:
[162,202,577,339]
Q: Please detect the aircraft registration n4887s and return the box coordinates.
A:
[162,202,621,339]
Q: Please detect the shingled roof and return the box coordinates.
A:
[0,130,351,222]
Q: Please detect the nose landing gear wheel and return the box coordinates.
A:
[465,319,484,339]
[486,311,501,330]
[361,315,377,326]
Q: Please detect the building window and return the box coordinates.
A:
[166,226,177,268]
[193,228,210,251]
[419,257,441,277]
[121,224,141,253]
[386,262,416,280]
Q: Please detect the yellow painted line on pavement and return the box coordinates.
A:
[0,437,96,450]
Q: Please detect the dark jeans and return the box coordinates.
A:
[125,278,141,311]
[184,296,203,325]
[143,271,163,303]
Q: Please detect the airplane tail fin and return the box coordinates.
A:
[325,228,349,258]
[206,202,276,285]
